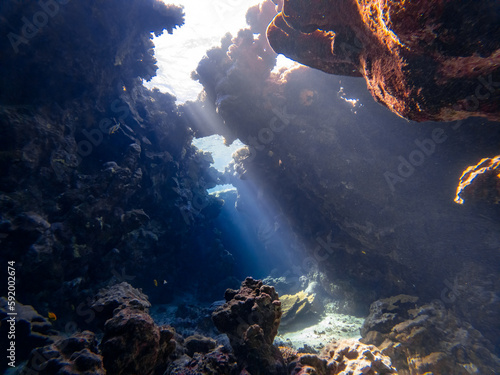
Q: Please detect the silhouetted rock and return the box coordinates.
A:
[0,298,59,373]
[100,306,175,375]
[267,0,500,122]
[0,0,235,320]
[212,277,286,374]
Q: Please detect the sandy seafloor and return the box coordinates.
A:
[150,299,364,353]
[275,311,364,351]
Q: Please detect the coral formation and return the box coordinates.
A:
[193,16,500,348]
[184,334,217,357]
[100,306,175,375]
[279,291,320,331]
[0,298,59,372]
[267,0,500,122]
[24,331,105,375]
[0,0,234,320]
[454,155,500,204]
[212,277,286,374]
[361,296,500,374]
[166,347,238,375]
[288,339,397,375]
[89,282,176,374]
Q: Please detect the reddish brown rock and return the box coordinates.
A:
[267,0,500,122]
[166,347,238,375]
[212,277,286,374]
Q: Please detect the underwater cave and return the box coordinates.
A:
[0,0,499,374]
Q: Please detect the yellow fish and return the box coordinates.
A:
[153,279,158,287]
[109,123,121,134]
[48,312,57,321]
[361,251,367,255]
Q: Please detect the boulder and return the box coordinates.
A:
[361,298,500,374]
[212,277,286,374]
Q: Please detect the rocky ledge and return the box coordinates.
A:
[267,0,500,122]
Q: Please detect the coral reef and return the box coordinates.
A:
[279,291,320,331]
[212,277,286,374]
[360,295,419,337]
[166,347,238,375]
[24,331,105,375]
[0,0,235,323]
[89,281,152,327]
[0,298,59,372]
[361,296,500,374]
[183,334,217,357]
[288,339,397,375]
[0,0,499,373]
[100,306,175,375]
[88,282,176,374]
[267,0,500,122]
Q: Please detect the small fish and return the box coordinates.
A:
[109,123,121,134]
[361,251,367,255]
[163,280,168,285]
[48,312,57,321]
[109,118,121,134]
[153,279,158,287]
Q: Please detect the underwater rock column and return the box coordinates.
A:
[212,277,286,375]
[95,282,176,375]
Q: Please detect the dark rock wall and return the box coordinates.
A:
[0,0,237,323]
